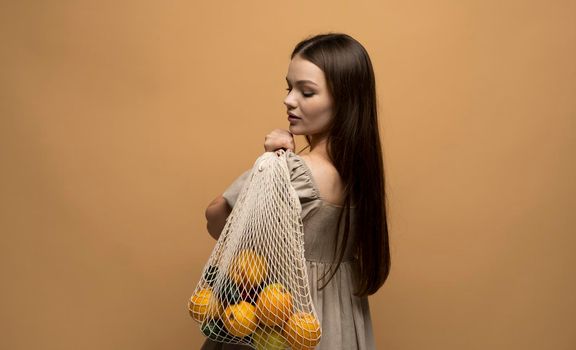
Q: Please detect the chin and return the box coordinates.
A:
[288,124,302,132]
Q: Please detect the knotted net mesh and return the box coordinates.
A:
[189,149,321,349]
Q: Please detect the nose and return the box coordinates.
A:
[283,90,296,110]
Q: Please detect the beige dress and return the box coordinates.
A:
[201,150,375,350]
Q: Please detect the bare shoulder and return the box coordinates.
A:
[299,154,345,206]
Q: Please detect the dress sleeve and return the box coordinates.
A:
[221,168,251,208]
[284,150,322,220]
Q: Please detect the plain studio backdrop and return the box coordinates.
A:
[0,0,575,349]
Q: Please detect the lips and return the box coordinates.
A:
[287,114,300,123]
[288,113,301,119]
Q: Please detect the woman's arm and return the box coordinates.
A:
[205,195,232,240]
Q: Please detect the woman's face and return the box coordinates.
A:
[284,55,334,137]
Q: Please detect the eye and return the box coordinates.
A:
[285,87,314,98]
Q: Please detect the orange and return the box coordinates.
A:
[283,311,321,350]
[256,283,294,327]
[228,250,268,289]
[188,288,222,323]
[222,301,258,337]
[252,326,289,350]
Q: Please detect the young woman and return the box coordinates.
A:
[203,32,391,350]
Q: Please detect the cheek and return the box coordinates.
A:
[302,100,333,121]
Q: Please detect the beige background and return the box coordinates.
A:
[1,0,575,349]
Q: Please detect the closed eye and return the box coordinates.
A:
[285,87,314,98]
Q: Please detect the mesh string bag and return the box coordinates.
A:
[189,149,322,349]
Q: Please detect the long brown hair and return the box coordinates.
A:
[291,33,390,297]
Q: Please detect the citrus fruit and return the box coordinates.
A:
[222,301,258,337]
[188,288,222,323]
[283,311,321,350]
[229,250,268,289]
[252,326,289,350]
[256,283,294,327]
[201,319,242,342]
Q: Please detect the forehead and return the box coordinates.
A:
[286,56,326,86]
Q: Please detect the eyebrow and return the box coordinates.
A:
[285,77,318,86]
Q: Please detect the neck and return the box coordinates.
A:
[307,134,330,162]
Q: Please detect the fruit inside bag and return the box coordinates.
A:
[189,149,322,350]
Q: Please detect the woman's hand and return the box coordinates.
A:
[264,129,295,153]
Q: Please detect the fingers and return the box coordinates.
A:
[264,128,295,153]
